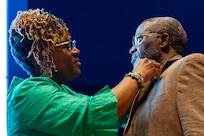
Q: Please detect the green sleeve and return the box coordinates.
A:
[8,77,119,136]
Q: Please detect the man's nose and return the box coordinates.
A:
[129,46,137,54]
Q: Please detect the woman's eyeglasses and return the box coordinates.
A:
[55,40,76,51]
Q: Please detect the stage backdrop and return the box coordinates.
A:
[8,0,204,95]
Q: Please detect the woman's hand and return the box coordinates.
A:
[132,58,161,81]
[112,58,161,118]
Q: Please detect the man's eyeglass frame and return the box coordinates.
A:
[132,32,161,47]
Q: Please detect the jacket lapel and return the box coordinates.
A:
[124,55,182,134]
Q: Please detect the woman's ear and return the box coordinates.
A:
[159,33,170,48]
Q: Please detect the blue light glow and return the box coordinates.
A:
[0,0,7,135]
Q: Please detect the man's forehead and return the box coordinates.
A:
[135,22,152,34]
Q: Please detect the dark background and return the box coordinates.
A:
[8,0,204,135]
[8,0,204,94]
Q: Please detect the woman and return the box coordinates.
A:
[7,8,160,136]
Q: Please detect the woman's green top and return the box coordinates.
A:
[7,76,119,136]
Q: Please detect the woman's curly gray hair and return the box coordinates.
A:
[9,8,71,78]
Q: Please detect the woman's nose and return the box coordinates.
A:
[129,46,137,54]
[72,47,80,55]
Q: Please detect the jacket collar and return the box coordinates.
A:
[161,54,182,73]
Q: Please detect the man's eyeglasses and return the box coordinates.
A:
[55,40,76,51]
[132,32,161,47]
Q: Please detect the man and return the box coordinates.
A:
[124,17,204,136]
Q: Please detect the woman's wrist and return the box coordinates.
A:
[124,72,144,88]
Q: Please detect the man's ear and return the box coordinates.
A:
[159,33,170,48]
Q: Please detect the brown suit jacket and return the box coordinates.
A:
[124,53,204,136]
